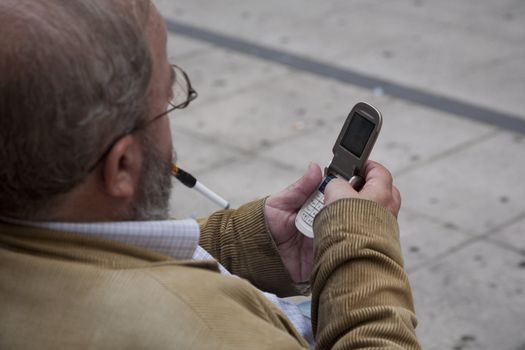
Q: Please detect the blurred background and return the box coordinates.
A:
[154,1,525,349]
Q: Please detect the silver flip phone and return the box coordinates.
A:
[295,102,383,237]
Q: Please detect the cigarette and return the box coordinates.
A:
[171,164,230,209]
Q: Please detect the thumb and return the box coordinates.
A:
[268,163,323,210]
[294,162,323,200]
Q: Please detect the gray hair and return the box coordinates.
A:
[0,0,153,218]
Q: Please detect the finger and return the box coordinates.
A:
[392,185,401,207]
[287,162,323,206]
[363,160,392,185]
[362,161,393,193]
[323,178,359,205]
[268,163,323,210]
[391,185,402,217]
[359,161,396,205]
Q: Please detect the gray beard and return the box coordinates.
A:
[128,136,174,221]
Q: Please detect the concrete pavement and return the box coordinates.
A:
[154,1,525,349]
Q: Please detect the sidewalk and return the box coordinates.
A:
[155,1,525,349]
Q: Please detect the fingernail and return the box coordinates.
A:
[307,162,314,170]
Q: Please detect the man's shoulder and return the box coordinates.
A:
[0,232,305,349]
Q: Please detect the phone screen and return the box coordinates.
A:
[340,113,375,157]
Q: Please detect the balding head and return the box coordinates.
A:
[0,0,154,218]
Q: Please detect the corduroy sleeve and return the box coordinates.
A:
[198,199,298,297]
[311,198,421,349]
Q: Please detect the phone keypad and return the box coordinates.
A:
[296,174,336,236]
[301,191,325,226]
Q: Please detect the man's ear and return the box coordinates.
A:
[101,135,143,199]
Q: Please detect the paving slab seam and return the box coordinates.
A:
[178,125,348,176]
[401,209,470,236]
[406,235,486,274]
[165,18,525,135]
[394,128,501,178]
[175,125,306,175]
[176,112,335,163]
[486,237,525,257]
[177,121,502,201]
[177,103,501,179]
[197,152,301,178]
[406,211,525,274]
[484,211,525,256]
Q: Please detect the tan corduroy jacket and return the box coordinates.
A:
[0,198,420,349]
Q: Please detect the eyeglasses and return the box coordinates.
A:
[134,64,198,130]
[87,64,198,172]
[154,64,198,120]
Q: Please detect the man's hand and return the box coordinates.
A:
[324,161,401,217]
[265,161,400,283]
[264,163,322,283]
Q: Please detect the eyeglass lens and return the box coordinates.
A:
[171,65,192,108]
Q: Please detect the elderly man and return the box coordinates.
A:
[0,0,420,349]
